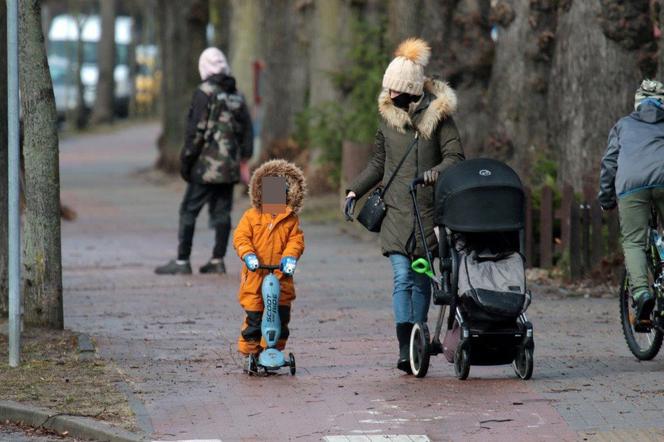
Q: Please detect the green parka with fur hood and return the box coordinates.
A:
[348,79,465,257]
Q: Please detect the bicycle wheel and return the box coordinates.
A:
[620,269,663,360]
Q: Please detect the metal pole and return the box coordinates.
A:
[8,0,21,368]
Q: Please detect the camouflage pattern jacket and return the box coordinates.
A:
[180,74,253,184]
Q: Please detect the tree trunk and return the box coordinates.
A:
[387,0,424,46]
[0,1,8,317]
[228,0,263,113]
[260,0,312,159]
[155,0,209,173]
[548,0,649,189]
[305,0,353,192]
[90,0,116,125]
[422,0,494,159]
[485,0,557,176]
[309,0,351,107]
[19,0,63,329]
[210,0,231,54]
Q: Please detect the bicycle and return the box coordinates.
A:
[620,206,664,360]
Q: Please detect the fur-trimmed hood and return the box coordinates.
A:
[249,159,307,214]
[378,78,457,139]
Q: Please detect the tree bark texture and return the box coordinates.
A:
[260,0,312,160]
[0,1,8,317]
[210,0,231,55]
[387,0,424,46]
[228,0,263,113]
[485,0,557,176]
[19,0,64,329]
[309,0,352,108]
[90,0,116,125]
[196,0,662,191]
[155,0,208,173]
[548,0,647,188]
[422,0,494,159]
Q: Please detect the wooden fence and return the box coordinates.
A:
[524,184,621,280]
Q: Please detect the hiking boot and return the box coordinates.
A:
[633,289,656,322]
[396,322,414,374]
[200,258,226,274]
[154,259,192,275]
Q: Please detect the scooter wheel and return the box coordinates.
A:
[513,347,533,380]
[454,346,470,380]
[410,322,430,378]
[289,353,296,376]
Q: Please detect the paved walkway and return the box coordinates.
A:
[60,124,664,441]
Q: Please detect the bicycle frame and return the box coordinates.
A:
[647,207,664,326]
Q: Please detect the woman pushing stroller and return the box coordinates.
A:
[343,38,464,373]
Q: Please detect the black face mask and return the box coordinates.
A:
[392,92,421,110]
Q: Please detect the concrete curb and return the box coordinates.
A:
[0,400,146,442]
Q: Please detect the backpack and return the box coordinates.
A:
[194,84,245,184]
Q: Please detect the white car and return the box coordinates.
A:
[48,14,133,118]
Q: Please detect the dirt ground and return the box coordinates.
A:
[0,326,137,432]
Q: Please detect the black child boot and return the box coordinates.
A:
[396,322,414,374]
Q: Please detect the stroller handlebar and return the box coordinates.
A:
[410,176,425,190]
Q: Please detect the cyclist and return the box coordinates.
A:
[599,79,664,321]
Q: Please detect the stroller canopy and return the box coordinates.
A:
[434,158,525,232]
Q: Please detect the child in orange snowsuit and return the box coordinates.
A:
[233,159,306,356]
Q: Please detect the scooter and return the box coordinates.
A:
[246,264,296,376]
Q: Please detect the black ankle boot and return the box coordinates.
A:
[396,322,414,374]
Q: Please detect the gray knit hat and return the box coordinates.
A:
[635,79,664,110]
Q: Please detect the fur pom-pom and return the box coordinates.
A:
[395,38,431,66]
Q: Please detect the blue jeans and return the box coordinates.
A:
[389,253,431,324]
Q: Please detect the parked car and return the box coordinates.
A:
[47,14,133,119]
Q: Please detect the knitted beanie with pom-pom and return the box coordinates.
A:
[382,38,431,95]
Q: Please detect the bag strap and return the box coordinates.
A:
[381,131,419,197]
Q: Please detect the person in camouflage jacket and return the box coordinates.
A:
[156,47,253,275]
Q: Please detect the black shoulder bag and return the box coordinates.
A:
[357,133,419,232]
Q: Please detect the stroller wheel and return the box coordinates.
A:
[513,347,533,380]
[454,346,470,380]
[410,322,431,378]
[288,353,296,376]
[246,354,258,376]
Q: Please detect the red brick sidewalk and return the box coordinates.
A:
[60,124,664,441]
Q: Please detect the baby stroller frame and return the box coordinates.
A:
[407,170,534,380]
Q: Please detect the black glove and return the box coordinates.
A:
[343,196,356,221]
[423,168,439,185]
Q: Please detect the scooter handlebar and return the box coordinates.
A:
[258,265,280,271]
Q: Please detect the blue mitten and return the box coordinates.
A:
[280,256,297,276]
[243,253,259,271]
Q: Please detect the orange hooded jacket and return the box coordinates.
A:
[233,160,306,311]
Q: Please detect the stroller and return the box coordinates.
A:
[408,158,534,380]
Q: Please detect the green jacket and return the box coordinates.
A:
[349,79,465,257]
